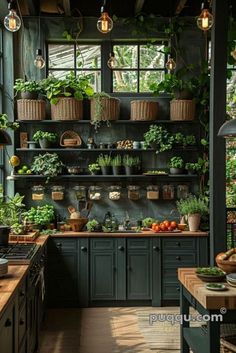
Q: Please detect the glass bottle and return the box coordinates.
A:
[146,185,159,200]
[31,185,45,201]
[89,186,102,200]
[108,186,121,200]
[162,185,174,200]
[127,185,140,200]
[73,186,86,201]
[51,185,65,201]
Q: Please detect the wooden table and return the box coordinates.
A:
[178,268,236,353]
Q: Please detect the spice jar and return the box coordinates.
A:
[177,185,189,199]
[73,186,86,201]
[162,184,174,200]
[147,185,159,200]
[127,185,140,200]
[108,186,121,200]
[89,186,102,200]
[51,185,64,201]
[31,185,45,201]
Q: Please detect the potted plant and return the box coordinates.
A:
[44,73,94,121]
[0,113,19,134]
[183,135,196,147]
[123,155,140,175]
[23,204,55,230]
[32,130,58,149]
[86,219,102,232]
[174,132,185,146]
[88,163,101,175]
[90,92,120,130]
[169,156,185,175]
[14,78,41,99]
[143,125,174,153]
[31,153,64,182]
[111,155,122,175]
[97,154,112,175]
[176,196,208,231]
[185,162,201,175]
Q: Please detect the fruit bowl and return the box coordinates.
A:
[196,267,226,282]
[216,252,236,274]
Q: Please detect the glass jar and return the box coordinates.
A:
[147,185,159,200]
[127,185,140,200]
[177,185,189,199]
[162,184,174,200]
[89,186,102,200]
[108,186,121,200]
[73,186,86,201]
[31,185,45,201]
[51,185,64,201]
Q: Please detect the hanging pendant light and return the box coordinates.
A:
[218,119,236,138]
[197,2,214,31]
[4,1,21,32]
[165,56,176,71]
[107,51,117,69]
[34,15,45,70]
[97,0,113,34]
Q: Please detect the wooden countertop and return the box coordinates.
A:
[178,268,236,310]
[50,230,208,237]
[0,265,28,317]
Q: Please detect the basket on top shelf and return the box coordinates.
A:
[130,100,159,121]
[51,97,83,121]
[60,130,82,147]
[170,99,195,121]
[90,92,120,124]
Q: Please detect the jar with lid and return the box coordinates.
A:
[108,186,121,200]
[146,185,159,200]
[89,186,102,200]
[162,184,174,200]
[31,185,45,201]
[73,186,86,201]
[177,185,189,199]
[51,185,65,201]
[127,185,140,200]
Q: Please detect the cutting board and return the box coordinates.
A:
[9,231,39,242]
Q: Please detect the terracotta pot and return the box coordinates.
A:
[188,213,201,232]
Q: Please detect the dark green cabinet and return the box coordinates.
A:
[0,301,16,353]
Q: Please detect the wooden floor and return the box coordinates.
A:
[39,307,182,353]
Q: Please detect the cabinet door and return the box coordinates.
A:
[126,239,151,300]
[0,302,15,353]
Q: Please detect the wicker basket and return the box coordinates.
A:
[170,99,195,121]
[60,130,82,147]
[130,100,159,121]
[68,218,88,232]
[221,336,236,352]
[90,97,120,122]
[17,99,46,120]
[51,97,83,120]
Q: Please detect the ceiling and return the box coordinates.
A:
[18,0,223,18]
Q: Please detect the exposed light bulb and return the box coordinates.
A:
[107,52,117,69]
[97,7,113,34]
[197,3,213,31]
[34,49,45,69]
[4,3,21,32]
[165,56,176,71]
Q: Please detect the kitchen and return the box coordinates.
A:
[0,0,235,352]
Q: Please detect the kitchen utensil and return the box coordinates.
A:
[80,201,93,218]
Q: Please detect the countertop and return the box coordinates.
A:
[50,230,208,237]
[178,268,236,310]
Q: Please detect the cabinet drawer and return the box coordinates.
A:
[162,238,196,252]
[127,238,149,250]
[48,238,78,252]
[163,253,197,267]
[162,282,180,300]
[91,238,115,250]
[18,280,26,310]
[18,303,27,347]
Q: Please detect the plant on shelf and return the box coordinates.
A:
[185,162,201,175]
[14,78,41,99]
[111,155,122,175]
[169,156,185,175]
[23,204,55,228]
[174,132,185,145]
[88,163,101,175]
[123,155,140,175]
[32,130,58,149]
[31,153,64,181]
[183,135,196,146]
[143,125,174,153]
[86,219,102,232]
[97,154,112,175]
[176,196,208,231]
[0,113,19,131]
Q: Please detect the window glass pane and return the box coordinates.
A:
[76,45,101,69]
[48,44,74,69]
[48,70,71,80]
[139,70,165,92]
[140,44,165,68]
[227,70,236,118]
[113,71,137,92]
[113,45,138,68]
[77,71,101,92]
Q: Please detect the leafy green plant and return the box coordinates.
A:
[144,125,174,153]
[23,204,55,226]
[169,156,184,169]
[111,155,122,167]
[123,155,140,167]
[31,153,64,181]
[88,163,100,174]
[97,154,112,167]
[86,219,100,232]
[142,217,157,228]
[0,114,19,131]
[185,162,201,172]
[14,78,40,93]
[176,196,208,216]
[0,187,25,227]
[32,131,57,142]
[183,135,196,146]
[174,132,185,144]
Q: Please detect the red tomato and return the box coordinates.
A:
[160,224,167,231]
[152,223,158,230]
[170,221,177,229]
[168,226,174,231]
[154,225,160,232]
[163,220,170,228]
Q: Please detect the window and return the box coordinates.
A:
[47,42,167,93]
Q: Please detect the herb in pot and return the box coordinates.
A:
[31,153,64,181]
[23,204,55,227]
[143,125,174,153]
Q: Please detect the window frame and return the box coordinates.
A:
[0,26,4,184]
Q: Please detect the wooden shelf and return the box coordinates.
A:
[15,146,199,152]
[16,119,199,124]
[9,174,198,180]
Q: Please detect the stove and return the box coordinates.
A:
[0,243,40,264]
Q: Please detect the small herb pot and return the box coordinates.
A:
[27,141,38,149]
[39,138,51,149]
[101,166,112,175]
[112,166,122,175]
[125,166,136,175]
[169,168,185,175]
[187,169,197,175]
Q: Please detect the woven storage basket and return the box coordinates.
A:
[130,100,159,121]
[60,130,82,147]
[90,97,120,122]
[51,97,83,120]
[221,336,236,353]
[17,99,46,120]
[170,99,195,121]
